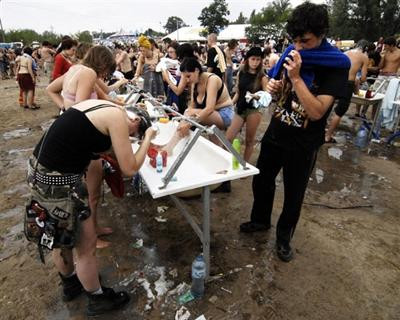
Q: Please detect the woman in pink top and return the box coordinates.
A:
[47,46,117,248]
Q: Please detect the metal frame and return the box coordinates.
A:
[158,105,249,190]
[170,186,211,278]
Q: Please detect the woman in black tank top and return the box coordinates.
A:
[28,100,156,314]
[226,47,269,163]
[177,57,233,137]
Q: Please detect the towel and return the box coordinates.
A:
[268,39,350,88]
[380,78,400,130]
[156,57,180,85]
[245,91,272,109]
[213,45,227,74]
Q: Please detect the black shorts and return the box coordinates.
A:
[123,70,134,80]
[334,80,355,117]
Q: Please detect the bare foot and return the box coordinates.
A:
[96,226,113,236]
[96,238,111,249]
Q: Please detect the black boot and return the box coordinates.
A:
[276,241,293,262]
[59,273,84,302]
[86,287,130,316]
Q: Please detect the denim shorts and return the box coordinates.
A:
[217,106,234,128]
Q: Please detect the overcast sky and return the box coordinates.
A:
[1,0,325,35]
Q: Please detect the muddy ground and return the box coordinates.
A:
[0,75,399,320]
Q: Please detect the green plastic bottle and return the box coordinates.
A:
[232,138,241,170]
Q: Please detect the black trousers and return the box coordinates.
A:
[250,138,318,244]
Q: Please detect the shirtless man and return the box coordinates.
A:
[40,41,56,77]
[325,41,368,143]
[363,37,400,119]
[115,44,133,80]
[378,37,400,76]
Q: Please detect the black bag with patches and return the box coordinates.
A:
[24,124,90,263]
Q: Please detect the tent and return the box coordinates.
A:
[163,24,250,42]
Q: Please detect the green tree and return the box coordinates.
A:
[198,0,230,35]
[164,16,187,34]
[41,31,62,45]
[232,12,248,24]
[245,0,292,43]
[4,29,40,45]
[329,0,353,39]
[143,28,165,38]
[75,30,93,43]
[327,0,400,41]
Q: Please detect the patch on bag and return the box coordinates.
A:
[51,207,70,220]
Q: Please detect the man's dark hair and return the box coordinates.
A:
[180,57,202,74]
[177,43,195,61]
[42,40,50,46]
[286,2,329,39]
[383,37,396,46]
[23,47,33,56]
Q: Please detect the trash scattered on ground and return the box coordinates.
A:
[245,264,254,268]
[362,196,368,200]
[131,238,143,248]
[220,287,232,294]
[175,306,191,320]
[3,128,31,140]
[208,295,218,304]
[178,290,195,304]
[167,282,189,297]
[169,268,178,278]
[195,315,207,320]
[154,267,174,298]
[119,274,136,287]
[315,168,324,184]
[328,147,343,160]
[137,277,156,311]
[157,206,169,214]
[155,216,167,223]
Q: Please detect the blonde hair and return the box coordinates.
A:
[138,35,151,49]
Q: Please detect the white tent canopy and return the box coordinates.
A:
[163,24,250,42]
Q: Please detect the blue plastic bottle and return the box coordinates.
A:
[355,124,368,148]
[191,255,206,298]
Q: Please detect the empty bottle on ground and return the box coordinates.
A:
[191,254,206,298]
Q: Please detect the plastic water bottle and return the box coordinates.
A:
[232,138,241,170]
[354,124,368,148]
[156,153,163,173]
[191,255,206,298]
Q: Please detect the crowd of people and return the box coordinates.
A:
[11,1,400,317]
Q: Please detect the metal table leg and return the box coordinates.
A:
[202,186,210,278]
[368,100,383,141]
[169,185,212,279]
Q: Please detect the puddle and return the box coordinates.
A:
[328,147,343,160]
[2,128,31,140]
[315,168,324,184]
[40,119,55,131]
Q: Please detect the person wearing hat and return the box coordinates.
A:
[226,46,268,163]
[28,99,156,316]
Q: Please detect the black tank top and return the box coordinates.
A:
[193,74,224,109]
[33,105,114,174]
[236,71,259,115]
